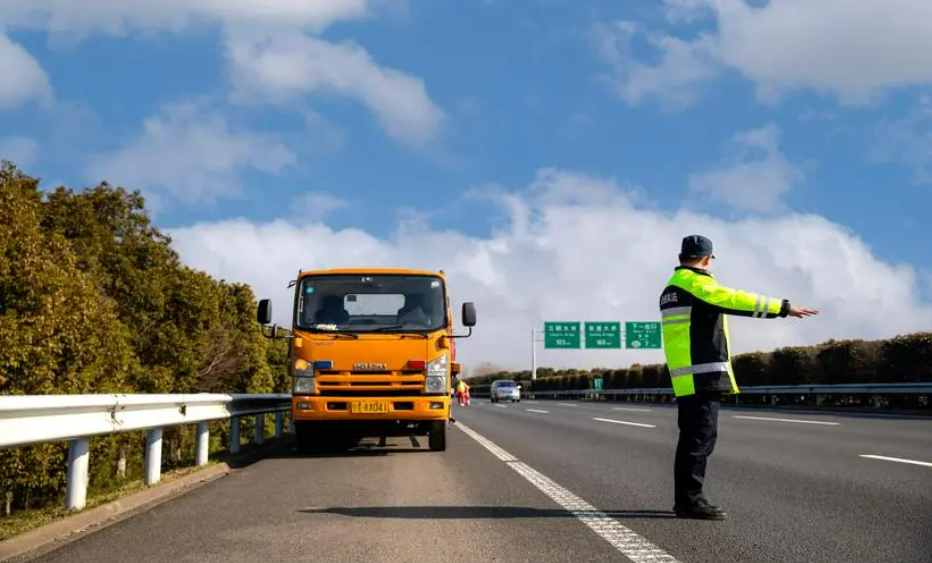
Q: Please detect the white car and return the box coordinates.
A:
[490,380,521,403]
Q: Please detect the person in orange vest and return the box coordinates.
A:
[455,379,471,406]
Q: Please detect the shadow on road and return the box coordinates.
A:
[299,506,677,519]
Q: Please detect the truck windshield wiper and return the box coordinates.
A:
[364,326,429,338]
[304,327,359,339]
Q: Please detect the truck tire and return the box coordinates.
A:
[428,421,446,452]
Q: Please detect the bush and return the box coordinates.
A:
[733,352,769,385]
[880,333,932,383]
[0,163,289,517]
[768,346,816,385]
[814,339,880,384]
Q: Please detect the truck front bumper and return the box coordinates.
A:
[292,396,450,421]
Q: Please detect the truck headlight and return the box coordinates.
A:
[294,359,314,393]
[424,354,449,394]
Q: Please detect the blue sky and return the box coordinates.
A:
[3,0,931,370]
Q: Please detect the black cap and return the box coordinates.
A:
[680,235,714,258]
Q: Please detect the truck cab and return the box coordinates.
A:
[256,268,476,453]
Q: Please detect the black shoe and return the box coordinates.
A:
[673,499,726,520]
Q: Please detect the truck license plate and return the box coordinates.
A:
[351,401,390,414]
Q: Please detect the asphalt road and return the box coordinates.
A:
[22,400,932,563]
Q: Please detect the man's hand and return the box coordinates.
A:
[788,306,819,318]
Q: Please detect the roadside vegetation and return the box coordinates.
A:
[468,328,932,411]
[0,162,290,527]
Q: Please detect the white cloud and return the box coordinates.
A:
[168,168,932,371]
[869,98,932,185]
[0,34,52,110]
[290,192,349,222]
[0,0,369,37]
[87,100,295,208]
[689,123,805,213]
[0,137,39,167]
[225,31,445,148]
[592,21,719,110]
[2,1,444,147]
[601,0,932,108]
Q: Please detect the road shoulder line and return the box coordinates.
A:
[455,422,680,563]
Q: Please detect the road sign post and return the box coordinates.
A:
[625,321,662,349]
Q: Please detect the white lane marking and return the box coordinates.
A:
[526,409,550,414]
[859,454,932,468]
[494,404,508,409]
[456,422,680,563]
[557,403,578,407]
[733,415,839,426]
[611,407,653,413]
[593,418,657,429]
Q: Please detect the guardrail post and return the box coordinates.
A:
[195,422,209,466]
[770,395,777,406]
[872,394,881,409]
[275,411,284,439]
[145,429,163,486]
[816,394,824,406]
[255,414,265,445]
[65,438,90,511]
[230,416,241,454]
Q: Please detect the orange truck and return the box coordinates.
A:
[256,268,477,453]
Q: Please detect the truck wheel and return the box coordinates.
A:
[428,421,446,452]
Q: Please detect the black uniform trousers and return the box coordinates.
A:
[674,389,722,506]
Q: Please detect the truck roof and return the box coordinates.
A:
[298,267,447,278]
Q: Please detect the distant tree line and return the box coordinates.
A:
[466,331,932,409]
[0,162,290,518]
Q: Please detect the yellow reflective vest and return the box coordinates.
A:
[659,266,789,397]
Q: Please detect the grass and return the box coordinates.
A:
[0,462,222,541]
[0,434,286,541]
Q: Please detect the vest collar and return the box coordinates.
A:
[675,265,713,278]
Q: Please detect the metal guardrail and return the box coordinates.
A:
[0,393,292,511]
[499,382,932,397]
[473,383,932,410]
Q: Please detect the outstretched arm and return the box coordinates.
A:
[686,275,789,318]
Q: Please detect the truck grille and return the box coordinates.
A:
[316,370,423,376]
[317,389,423,397]
[314,370,426,396]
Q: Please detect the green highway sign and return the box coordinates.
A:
[544,322,581,349]
[625,321,662,349]
[585,322,621,349]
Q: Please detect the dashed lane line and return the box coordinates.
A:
[593,418,657,429]
[526,409,550,414]
[859,454,932,468]
[611,407,654,413]
[455,422,680,563]
[733,415,840,426]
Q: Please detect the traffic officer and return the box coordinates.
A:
[659,235,817,520]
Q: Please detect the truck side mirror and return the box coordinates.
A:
[257,299,272,325]
[462,302,476,327]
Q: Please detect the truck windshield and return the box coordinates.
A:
[295,274,448,333]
